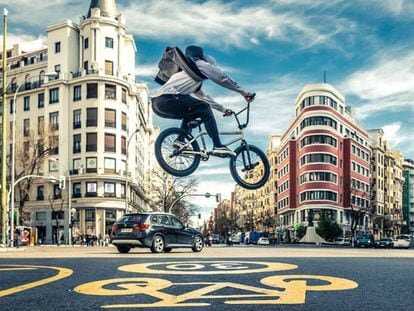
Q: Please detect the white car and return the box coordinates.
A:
[393,235,412,249]
[257,237,270,245]
[334,237,351,246]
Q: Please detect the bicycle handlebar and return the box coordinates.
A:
[228,92,256,130]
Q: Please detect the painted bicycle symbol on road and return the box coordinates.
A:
[74,261,358,308]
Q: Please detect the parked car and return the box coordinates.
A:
[356,234,374,248]
[110,212,204,254]
[334,237,351,246]
[393,235,412,249]
[374,238,394,249]
[257,237,270,245]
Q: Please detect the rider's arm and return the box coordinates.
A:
[196,60,248,96]
[193,88,226,112]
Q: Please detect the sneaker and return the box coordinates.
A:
[212,146,236,157]
[173,140,192,151]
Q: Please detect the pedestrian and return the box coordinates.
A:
[14,226,21,248]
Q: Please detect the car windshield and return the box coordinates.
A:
[117,214,146,223]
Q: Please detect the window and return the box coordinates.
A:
[121,136,126,155]
[121,183,125,198]
[37,185,44,201]
[49,135,59,155]
[122,88,127,104]
[38,116,44,135]
[73,134,81,153]
[55,41,61,53]
[73,85,81,101]
[105,109,116,127]
[86,108,97,127]
[23,119,30,137]
[72,158,82,174]
[105,133,116,152]
[300,172,337,184]
[86,157,97,173]
[53,184,62,199]
[36,211,46,220]
[171,217,184,229]
[86,133,97,152]
[300,153,337,166]
[24,96,30,111]
[84,37,89,49]
[9,99,14,114]
[73,109,81,129]
[38,93,44,108]
[104,158,116,174]
[121,112,127,131]
[300,135,337,148]
[105,37,114,48]
[87,83,98,99]
[105,61,113,75]
[86,182,97,197]
[72,183,82,198]
[54,64,61,74]
[160,215,170,226]
[104,182,115,197]
[300,116,337,130]
[49,88,59,104]
[300,191,337,202]
[49,112,59,131]
[105,84,116,99]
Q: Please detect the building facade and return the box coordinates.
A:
[276,84,371,238]
[2,0,155,244]
[402,159,414,234]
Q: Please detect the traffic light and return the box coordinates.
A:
[59,175,66,189]
[215,193,221,202]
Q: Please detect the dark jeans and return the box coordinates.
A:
[152,94,223,147]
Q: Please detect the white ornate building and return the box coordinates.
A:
[2,0,155,244]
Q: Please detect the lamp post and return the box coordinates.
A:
[1,8,8,246]
[124,128,140,214]
[168,192,221,214]
[8,174,58,247]
[49,157,71,246]
[9,72,58,247]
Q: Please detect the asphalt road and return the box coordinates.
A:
[1,250,413,311]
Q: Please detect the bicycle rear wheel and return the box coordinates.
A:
[229,144,270,190]
[155,128,201,177]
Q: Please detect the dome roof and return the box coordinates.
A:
[87,0,118,18]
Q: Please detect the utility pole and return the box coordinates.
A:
[1,8,8,246]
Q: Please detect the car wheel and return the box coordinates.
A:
[164,247,172,253]
[151,235,165,253]
[192,235,204,252]
[116,246,131,254]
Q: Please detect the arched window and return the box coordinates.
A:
[24,74,31,90]
[39,70,45,86]
[11,77,17,92]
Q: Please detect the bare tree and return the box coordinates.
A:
[150,169,199,224]
[48,195,65,246]
[11,128,53,224]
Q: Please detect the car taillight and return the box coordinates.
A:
[111,225,118,232]
[134,223,150,231]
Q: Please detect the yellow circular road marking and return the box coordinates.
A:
[119,261,298,275]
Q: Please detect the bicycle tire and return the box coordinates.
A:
[155,127,201,177]
[229,144,270,190]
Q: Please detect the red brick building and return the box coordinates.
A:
[277,84,371,237]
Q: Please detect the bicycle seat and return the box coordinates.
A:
[188,118,202,129]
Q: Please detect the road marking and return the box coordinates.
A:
[119,261,298,275]
[74,261,359,308]
[0,265,73,298]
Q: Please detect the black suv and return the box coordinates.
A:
[110,212,204,254]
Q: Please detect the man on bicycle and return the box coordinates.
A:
[152,45,254,157]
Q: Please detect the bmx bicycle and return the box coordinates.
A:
[154,94,270,190]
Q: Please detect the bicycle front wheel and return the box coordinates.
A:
[229,144,270,190]
[155,127,201,177]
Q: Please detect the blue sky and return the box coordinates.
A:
[2,0,414,218]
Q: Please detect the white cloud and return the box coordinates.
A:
[121,0,356,49]
[0,33,47,51]
[135,63,158,78]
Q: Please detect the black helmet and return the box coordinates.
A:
[185,45,204,60]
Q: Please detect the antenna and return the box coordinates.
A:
[323,70,327,84]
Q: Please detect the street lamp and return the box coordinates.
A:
[124,128,140,214]
[8,72,58,247]
[8,174,58,247]
[168,192,221,214]
[49,157,71,246]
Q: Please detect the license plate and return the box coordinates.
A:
[121,228,133,233]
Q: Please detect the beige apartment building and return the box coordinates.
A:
[1,0,155,244]
[368,129,404,238]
